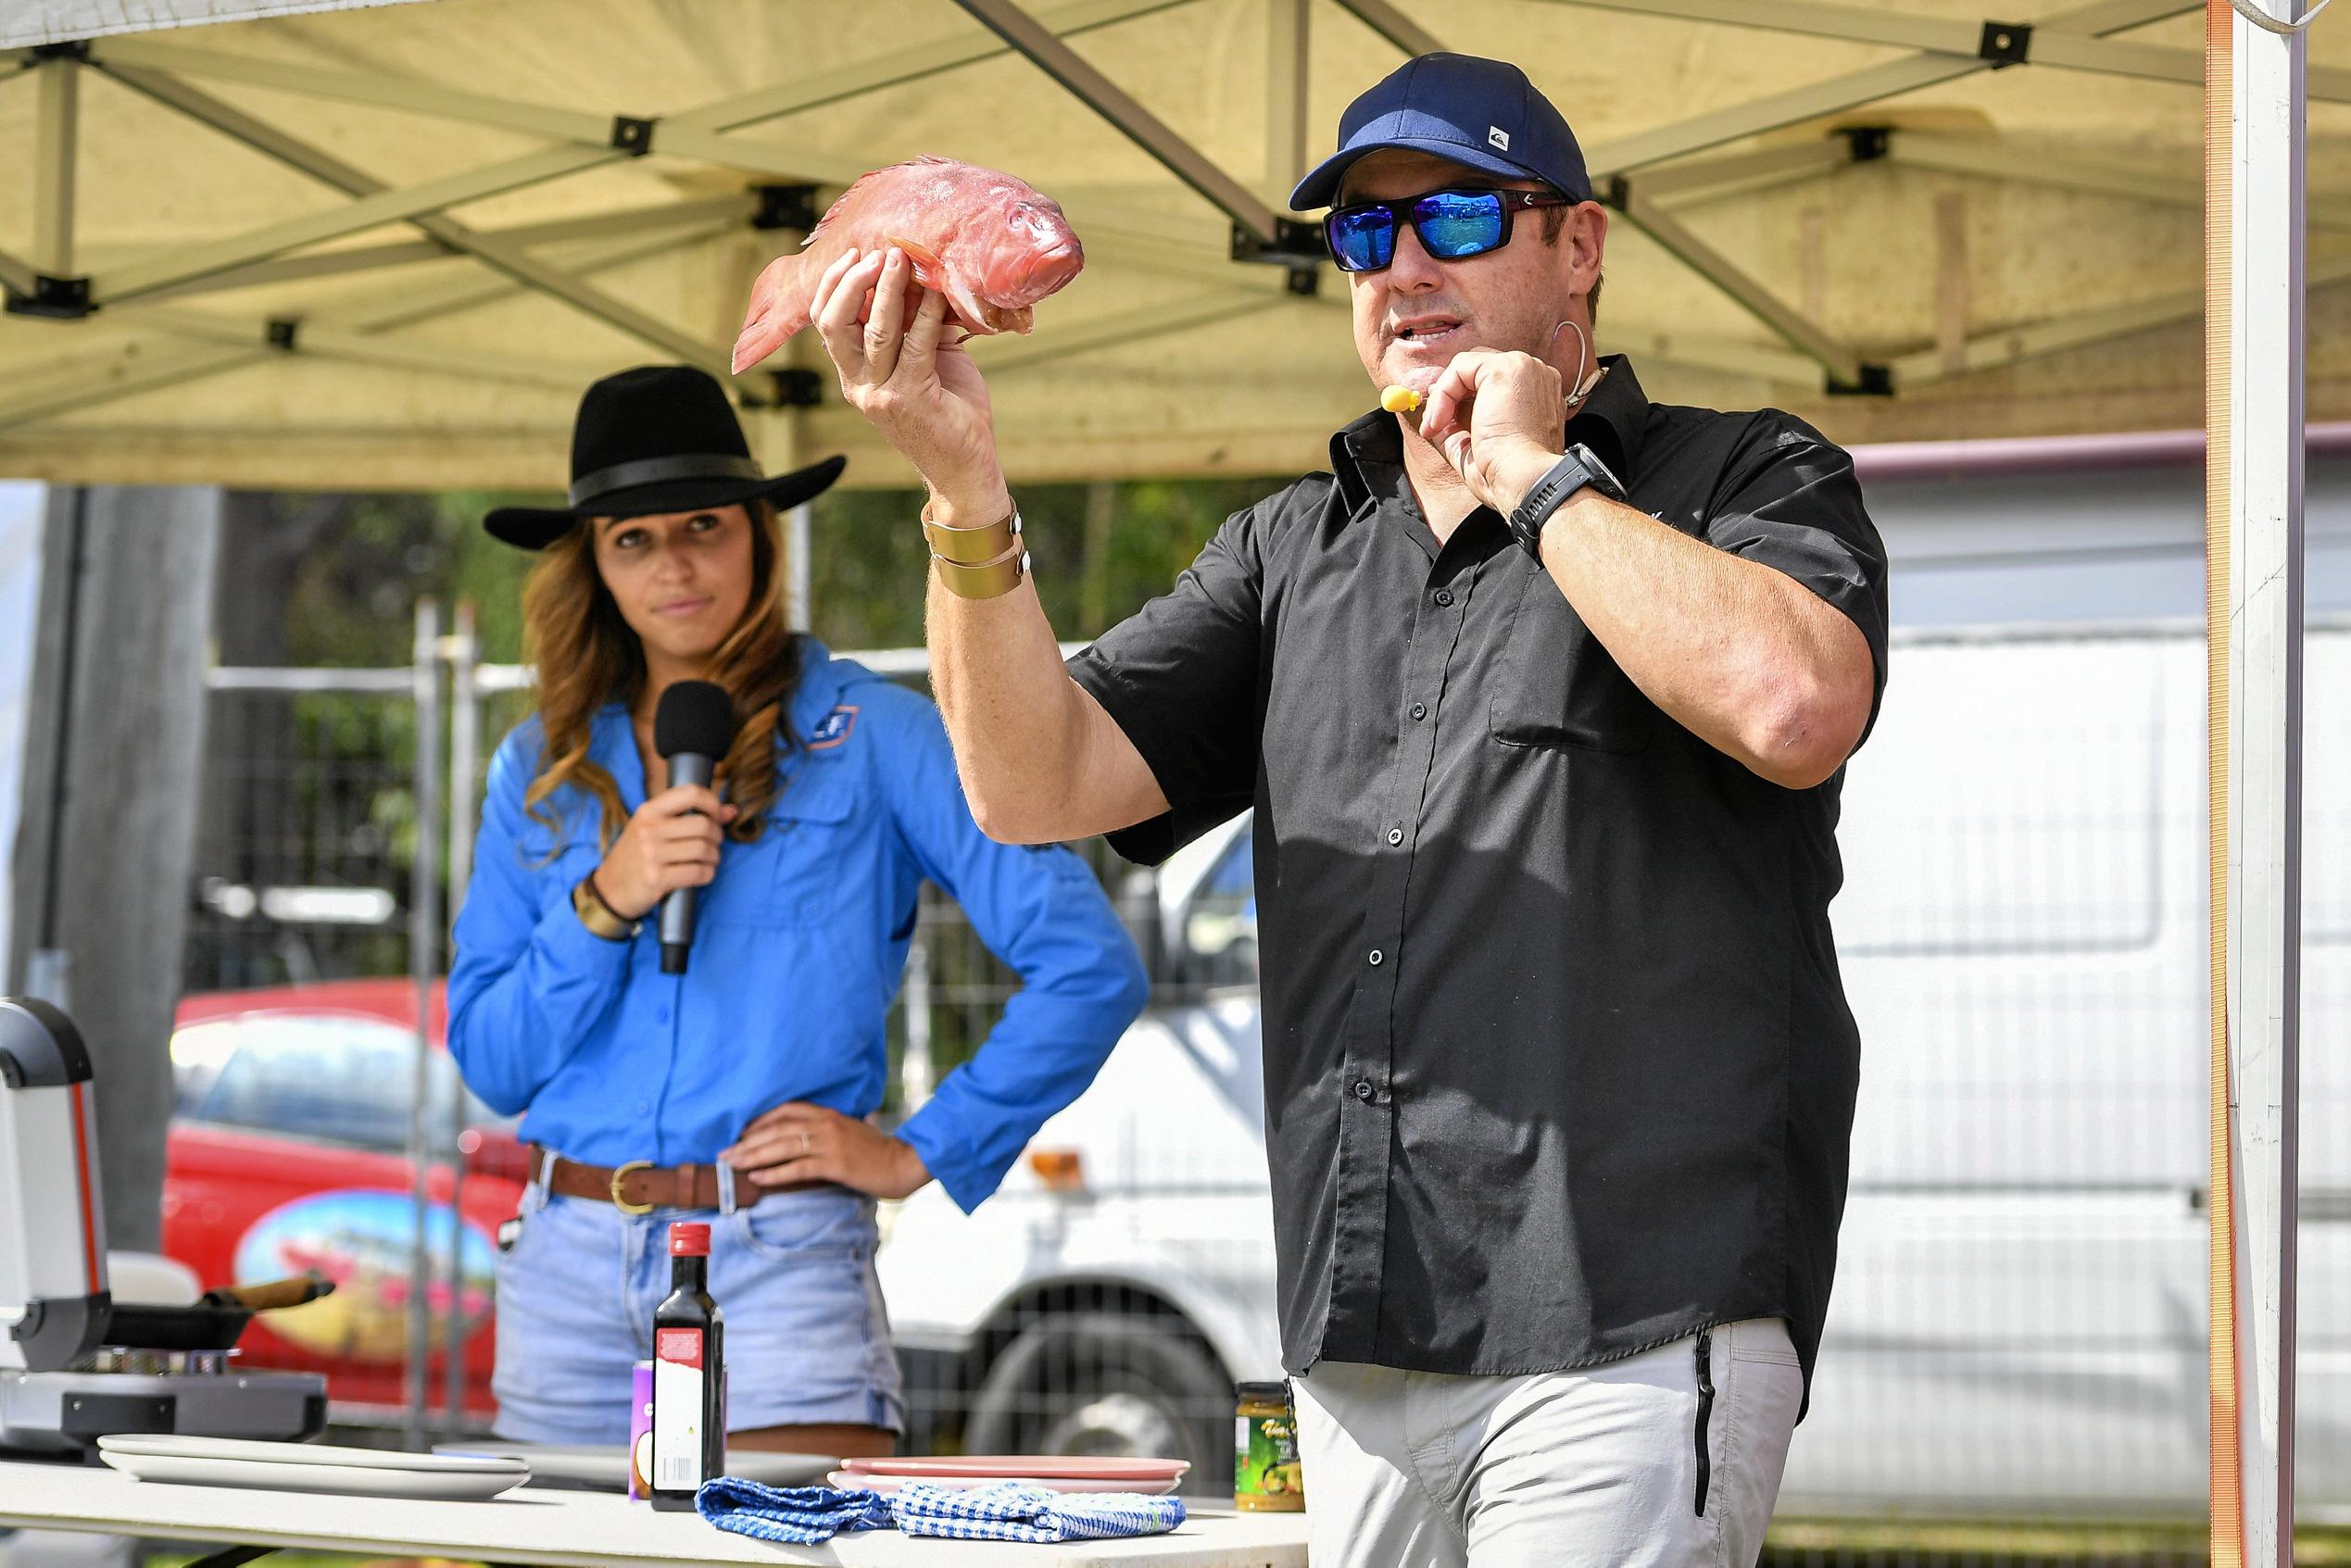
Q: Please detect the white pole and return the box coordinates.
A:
[404,596,446,1446]
[787,502,813,633]
[441,601,480,1431]
[2213,1,2304,1562]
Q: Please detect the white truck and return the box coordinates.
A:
[877,440,2351,1517]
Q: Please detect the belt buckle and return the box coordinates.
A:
[609,1160,655,1215]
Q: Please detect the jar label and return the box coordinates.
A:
[1236,1408,1303,1506]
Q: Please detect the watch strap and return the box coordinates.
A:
[1507,444,1626,558]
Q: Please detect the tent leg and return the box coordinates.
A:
[2207,1,2305,1564]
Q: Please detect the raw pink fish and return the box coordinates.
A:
[731,156,1085,373]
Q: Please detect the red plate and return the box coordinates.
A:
[837,1455,1191,1482]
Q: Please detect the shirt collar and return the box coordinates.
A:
[589,634,848,750]
[787,635,851,737]
[1330,352,1652,515]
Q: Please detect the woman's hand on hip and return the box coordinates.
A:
[596,784,739,921]
[723,1103,933,1201]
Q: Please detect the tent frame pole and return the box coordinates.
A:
[1264,0,1309,212]
[1543,0,2351,100]
[2211,1,2304,1562]
[949,0,1291,247]
[1607,178,1871,387]
[1326,0,1444,56]
[0,226,724,432]
[32,52,78,277]
[127,195,761,303]
[97,63,740,377]
[1581,0,2198,176]
[1891,130,2351,231]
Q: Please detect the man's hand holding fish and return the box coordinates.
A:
[811,245,1012,524]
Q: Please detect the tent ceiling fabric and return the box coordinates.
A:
[3,0,2348,491]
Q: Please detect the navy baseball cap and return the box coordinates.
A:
[1289,53,1592,211]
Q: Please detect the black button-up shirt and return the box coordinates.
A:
[1067,357,1889,1396]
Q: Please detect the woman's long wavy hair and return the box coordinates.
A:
[519,500,799,847]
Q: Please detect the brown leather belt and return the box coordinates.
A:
[528,1148,830,1214]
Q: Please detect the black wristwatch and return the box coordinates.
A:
[1506,443,1627,558]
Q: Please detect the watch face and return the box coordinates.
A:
[1568,445,1624,498]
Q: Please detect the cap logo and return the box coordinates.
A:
[1488,126,1511,151]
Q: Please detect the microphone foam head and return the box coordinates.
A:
[654,680,736,759]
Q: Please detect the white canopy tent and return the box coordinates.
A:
[0,1,2326,1557]
[4,0,2346,491]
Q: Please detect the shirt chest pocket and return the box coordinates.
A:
[708,770,861,929]
[1487,569,1656,754]
[520,830,606,918]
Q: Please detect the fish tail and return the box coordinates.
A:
[732,254,808,373]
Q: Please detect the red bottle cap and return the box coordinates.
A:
[668,1222,711,1256]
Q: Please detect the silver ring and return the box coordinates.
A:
[798,1131,812,1159]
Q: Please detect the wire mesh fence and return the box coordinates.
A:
[162,608,2350,1560]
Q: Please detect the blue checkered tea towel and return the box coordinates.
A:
[695,1477,895,1544]
[892,1480,1188,1543]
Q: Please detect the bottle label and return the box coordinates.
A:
[653,1328,707,1493]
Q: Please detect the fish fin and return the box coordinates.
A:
[805,154,957,246]
[943,269,993,335]
[883,232,947,290]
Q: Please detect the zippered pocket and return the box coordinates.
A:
[1692,1326,1716,1517]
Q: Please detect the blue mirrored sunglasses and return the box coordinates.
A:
[1324,186,1578,273]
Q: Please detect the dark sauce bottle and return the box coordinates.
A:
[649,1221,725,1511]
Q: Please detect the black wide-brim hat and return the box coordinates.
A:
[484,364,848,549]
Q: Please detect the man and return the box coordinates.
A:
[808,52,1887,1568]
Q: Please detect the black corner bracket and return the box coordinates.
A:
[4,274,94,320]
[753,184,822,232]
[1839,126,1892,164]
[610,116,656,157]
[29,41,92,62]
[1978,20,2032,66]
[1826,364,1895,397]
[744,368,823,409]
[1231,218,1326,271]
[266,317,300,352]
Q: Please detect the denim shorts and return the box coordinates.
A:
[489,1171,903,1445]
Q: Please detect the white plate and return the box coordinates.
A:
[436,1442,836,1489]
[98,1448,528,1502]
[97,1435,526,1474]
[832,1471,1184,1497]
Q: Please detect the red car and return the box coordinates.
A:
[163,980,529,1426]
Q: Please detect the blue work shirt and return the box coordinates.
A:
[446,640,1150,1212]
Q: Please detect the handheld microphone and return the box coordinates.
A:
[653,680,737,975]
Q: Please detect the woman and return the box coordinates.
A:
[448,365,1150,1458]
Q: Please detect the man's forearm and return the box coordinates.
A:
[921,488,1169,842]
[924,557,1089,842]
[1536,490,1872,788]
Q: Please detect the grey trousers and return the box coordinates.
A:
[1292,1317,1804,1568]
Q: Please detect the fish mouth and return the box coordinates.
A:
[1016,240,1086,300]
